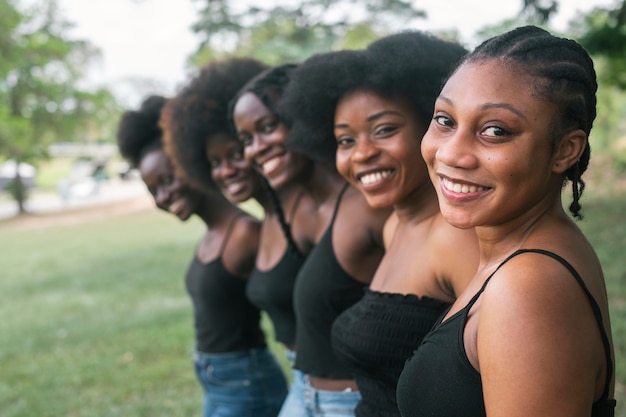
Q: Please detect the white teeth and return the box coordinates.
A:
[227,182,244,195]
[262,157,280,174]
[169,199,184,213]
[443,178,485,194]
[359,170,391,185]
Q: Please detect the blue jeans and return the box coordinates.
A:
[193,347,288,417]
[278,351,360,417]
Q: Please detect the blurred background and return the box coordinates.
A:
[1,0,624,415]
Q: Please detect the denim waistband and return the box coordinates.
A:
[192,347,268,363]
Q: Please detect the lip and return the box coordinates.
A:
[438,175,491,202]
[355,167,395,192]
[224,180,247,197]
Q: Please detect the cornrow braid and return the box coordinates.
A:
[227,63,305,255]
[260,177,304,259]
[227,64,297,135]
[467,26,597,220]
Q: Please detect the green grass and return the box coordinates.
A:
[0,193,624,416]
[0,209,287,417]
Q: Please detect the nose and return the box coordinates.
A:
[245,133,271,163]
[351,136,379,163]
[155,185,171,208]
[431,128,478,170]
[215,159,237,179]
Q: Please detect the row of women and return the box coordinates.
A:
[116,25,616,417]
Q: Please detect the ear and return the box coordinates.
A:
[552,129,587,175]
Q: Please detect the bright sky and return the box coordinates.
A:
[49,0,612,106]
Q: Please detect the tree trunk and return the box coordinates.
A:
[11,163,27,214]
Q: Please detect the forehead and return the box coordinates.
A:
[441,60,554,117]
[233,92,270,121]
[139,149,172,180]
[206,133,240,154]
[336,88,417,117]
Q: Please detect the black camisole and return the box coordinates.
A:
[396,249,616,417]
[332,289,450,416]
[185,215,266,353]
[246,192,306,345]
[293,184,367,378]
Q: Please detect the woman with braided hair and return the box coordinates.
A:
[396,26,615,417]
[231,63,391,417]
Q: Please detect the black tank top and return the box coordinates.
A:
[332,289,450,416]
[293,184,367,378]
[185,215,266,353]
[246,192,306,345]
[396,249,616,417]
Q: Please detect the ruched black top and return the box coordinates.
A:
[332,290,450,416]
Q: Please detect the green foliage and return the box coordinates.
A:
[0,0,120,212]
[189,0,425,65]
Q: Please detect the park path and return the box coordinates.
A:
[0,178,154,230]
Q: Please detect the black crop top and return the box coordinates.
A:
[246,246,305,345]
[246,192,306,345]
[396,249,616,417]
[293,184,367,378]
[185,216,266,353]
[332,290,450,417]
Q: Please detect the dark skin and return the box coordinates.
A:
[140,148,259,277]
[334,89,478,302]
[234,90,392,391]
[207,133,311,351]
[422,60,614,416]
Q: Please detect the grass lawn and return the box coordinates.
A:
[0,192,624,416]
[0,209,287,417]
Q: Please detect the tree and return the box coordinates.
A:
[189,0,426,66]
[0,0,111,213]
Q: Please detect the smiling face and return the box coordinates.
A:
[206,133,263,204]
[421,59,563,229]
[139,148,203,221]
[233,91,313,189]
[334,89,428,209]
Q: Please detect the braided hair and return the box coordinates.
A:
[160,57,268,193]
[465,26,597,219]
[228,64,305,257]
[116,95,167,168]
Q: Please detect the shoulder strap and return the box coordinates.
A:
[218,212,246,257]
[477,248,613,400]
[287,189,305,224]
[515,249,614,401]
[329,182,350,226]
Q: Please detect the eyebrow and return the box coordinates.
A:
[334,110,405,129]
[438,95,527,120]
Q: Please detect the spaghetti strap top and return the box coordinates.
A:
[293,183,369,378]
[396,249,616,417]
[246,190,307,345]
[185,213,266,353]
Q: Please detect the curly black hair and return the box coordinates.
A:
[116,95,167,168]
[466,25,597,219]
[160,57,268,192]
[278,30,467,165]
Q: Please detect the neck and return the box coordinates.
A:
[301,164,346,205]
[196,192,240,228]
[393,181,440,225]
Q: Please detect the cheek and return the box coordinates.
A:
[335,151,351,179]
[420,136,437,170]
